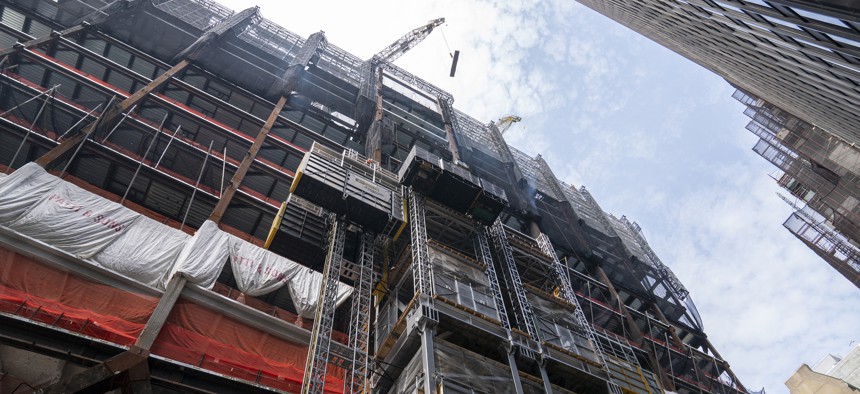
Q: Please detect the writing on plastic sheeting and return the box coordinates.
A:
[47,194,127,233]
[233,255,290,281]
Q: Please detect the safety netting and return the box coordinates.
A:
[0,247,158,345]
[152,299,345,393]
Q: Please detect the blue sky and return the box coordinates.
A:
[219,1,860,391]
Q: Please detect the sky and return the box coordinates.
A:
[215,1,860,392]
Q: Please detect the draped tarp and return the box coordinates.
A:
[228,235,304,297]
[168,220,230,289]
[7,180,141,258]
[93,216,189,288]
[0,165,352,312]
[289,266,353,318]
[0,163,62,224]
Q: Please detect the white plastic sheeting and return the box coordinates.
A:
[169,220,231,289]
[8,180,141,258]
[228,235,304,297]
[93,216,189,288]
[0,164,352,315]
[289,266,353,318]
[0,163,61,223]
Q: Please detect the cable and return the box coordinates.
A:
[439,27,453,58]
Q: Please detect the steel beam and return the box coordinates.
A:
[210,31,326,223]
[437,97,463,163]
[33,347,149,394]
[208,95,285,223]
[418,317,438,394]
[595,266,674,392]
[267,31,327,98]
[0,0,145,57]
[32,275,186,394]
[137,275,188,350]
[34,59,189,168]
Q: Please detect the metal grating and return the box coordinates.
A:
[154,0,234,31]
[235,16,304,62]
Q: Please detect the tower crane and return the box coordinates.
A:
[357,18,445,160]
[497,115,522,134]
[371,18,445,65]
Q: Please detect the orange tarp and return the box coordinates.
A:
[153,300,346,394]
[0,246,346,393]
[0,247,157,345]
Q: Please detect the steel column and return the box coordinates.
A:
[210,31,326,223]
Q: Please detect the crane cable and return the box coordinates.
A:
[440,25,460,77]
[439,25,453,58]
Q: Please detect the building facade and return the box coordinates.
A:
[732,87,860,289]
[786,343,860,393]
[574,0,860,146]
[572,0,860,289]
[0,0,746,393]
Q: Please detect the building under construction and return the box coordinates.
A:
[0,1,747,393]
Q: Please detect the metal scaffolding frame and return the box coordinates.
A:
[475,226,511,332]
[536,232,630,394]
[345,233,375,394]
[0,1,748,392]
[490,220,540,340]
[409,187,433,296]
[302,214,346,394]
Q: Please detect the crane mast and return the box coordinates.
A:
[356,18,445,158]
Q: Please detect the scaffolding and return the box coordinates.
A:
[409,188,433,296]
[490,220,540,340]
[302,214,346,394]
[345,233,375,394]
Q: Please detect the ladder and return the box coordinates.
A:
[345,233,375,394]
[302,214,346,394]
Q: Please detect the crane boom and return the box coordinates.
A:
[497,115,522,134]
[371,18,445,65]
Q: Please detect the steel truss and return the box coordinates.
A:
[302,214,346,394]
[490,220,539,340]
[475,226,511,332]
